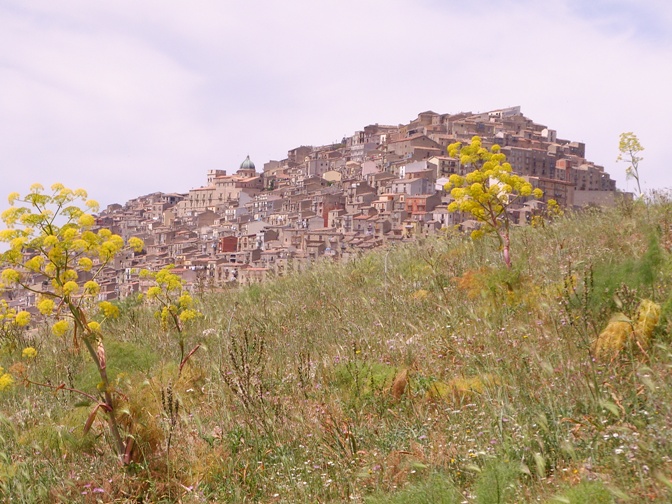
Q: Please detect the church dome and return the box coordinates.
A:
[240,155,255,171]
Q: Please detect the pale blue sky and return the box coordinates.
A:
[0,0,670,207]
[567,0,671,42]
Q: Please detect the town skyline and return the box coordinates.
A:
[6,106,620,301]
[106,105,617,207]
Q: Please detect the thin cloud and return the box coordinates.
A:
[0,0,669,206]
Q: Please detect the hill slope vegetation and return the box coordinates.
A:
[2,197,672,502]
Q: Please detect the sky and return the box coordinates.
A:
[1,0,670,209]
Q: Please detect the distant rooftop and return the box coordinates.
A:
[240,155,255,171]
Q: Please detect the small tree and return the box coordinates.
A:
[140,265,202,373]
[0,298,31,351]
[444,136,542,268]
[617,132,645,198]
[139,264,202,455]
[0,183,144,464]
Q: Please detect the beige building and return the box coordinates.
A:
[176,157,262,217]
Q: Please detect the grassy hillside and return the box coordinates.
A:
[2,197,672,502]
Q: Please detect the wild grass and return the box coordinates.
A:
[2,198,672,502]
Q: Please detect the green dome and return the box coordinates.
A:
[240,155,255,171]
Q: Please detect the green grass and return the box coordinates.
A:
[2,199,672,502]
[365,472,461,504]
[548,480,616,503]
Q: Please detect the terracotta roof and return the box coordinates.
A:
[387,134,430,144]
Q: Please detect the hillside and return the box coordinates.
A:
[37,107,621,302]
[2,196,672,502]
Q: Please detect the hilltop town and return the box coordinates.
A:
[5,106,621,309]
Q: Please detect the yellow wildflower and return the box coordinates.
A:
[14,311,31,327]
[61,269,78,282]
[99,236,124,260]
[82,231,99,245]
[62,281,79,296]
[178,293,193,309]
[62,227,78,240]
[10,236,27,250]
[22,347,37,359]
[7,192,20,205]
[1,268,20,284]
[25,256,45,272]
[85,199,100,211]
[0,372,14,391]
[99,301,120,319]
[179,309,201,323]
[78,257,94,271]
[43,235,59,247]
[52,320,70,337]
[78,214,96,227]
[37,298,55,315]
[83,280,100,295]
[146,286,162,299]
[0,229,15,241]
[128,237,144,252]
